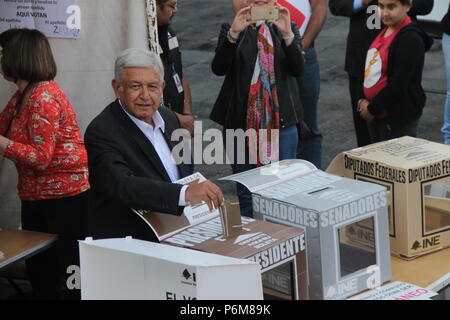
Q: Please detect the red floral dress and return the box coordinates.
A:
[0,81,90,200]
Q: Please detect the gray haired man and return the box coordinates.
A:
[84,48,223,242]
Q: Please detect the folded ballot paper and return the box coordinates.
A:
[133,172,246,240]
[132,172,221,240]
[219,200,243,238]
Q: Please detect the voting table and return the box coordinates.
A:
[0,229,57,269]
[350,248,450,299]
[2,228,447,300]
[0,229,57,295]
[391,247,450,292]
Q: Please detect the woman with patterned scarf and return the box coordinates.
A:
[210,0,305,217]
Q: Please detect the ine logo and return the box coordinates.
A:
[182,269,192,280]
[411,235,441,251]
[348,226,356,235]
[181,268,197,285]
[411,241,421,250]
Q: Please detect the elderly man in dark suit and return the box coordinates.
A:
[329,0,434,147]
[84,48,223,242]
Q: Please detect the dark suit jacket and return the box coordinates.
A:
[329,0,434,77]
[84,100,192,242]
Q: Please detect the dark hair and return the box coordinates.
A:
[378,0,412,5]
[0,28,19,48]
[398,0,412,5]
[156,0,166,6]
[0,28,57,82]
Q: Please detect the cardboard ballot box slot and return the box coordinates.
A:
[307,187,331,195]
[222,159,391,300]
[134,173,309,300]
[327,136,450,259]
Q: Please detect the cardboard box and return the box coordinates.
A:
[222,160,392,300]
[164,216,308,300]
[327,136,450,259]
[79,237,263,300]
[135,173,309,300]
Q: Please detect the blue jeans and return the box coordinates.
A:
[441,33,450,145]
[279,125,299,159]
[296,47,322,169]
[230,126,298,217]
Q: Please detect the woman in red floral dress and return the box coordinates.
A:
[0,29,90,299]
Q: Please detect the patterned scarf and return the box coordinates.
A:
[246,23,280,167]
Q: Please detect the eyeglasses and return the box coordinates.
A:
[122,82,162,93]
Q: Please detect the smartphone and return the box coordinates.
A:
[250,6,279,21]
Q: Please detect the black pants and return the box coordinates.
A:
[367,118,419,143]
[21,190,89,300]
[349,76,372,147]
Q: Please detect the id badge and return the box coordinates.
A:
[168,36,179,50]
[173,73,184,93]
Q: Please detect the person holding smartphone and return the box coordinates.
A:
[210,0,304,217]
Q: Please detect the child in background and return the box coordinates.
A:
[358,0,433,143]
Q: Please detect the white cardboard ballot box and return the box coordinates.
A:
[327,136,450,259]
[79,237,263,300]
[222,159,392,300]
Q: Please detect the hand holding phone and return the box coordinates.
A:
[250,6,279,21]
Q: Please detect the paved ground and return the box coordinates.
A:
[1,0,447,299]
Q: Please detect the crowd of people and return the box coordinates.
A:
[0,0,447,300]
